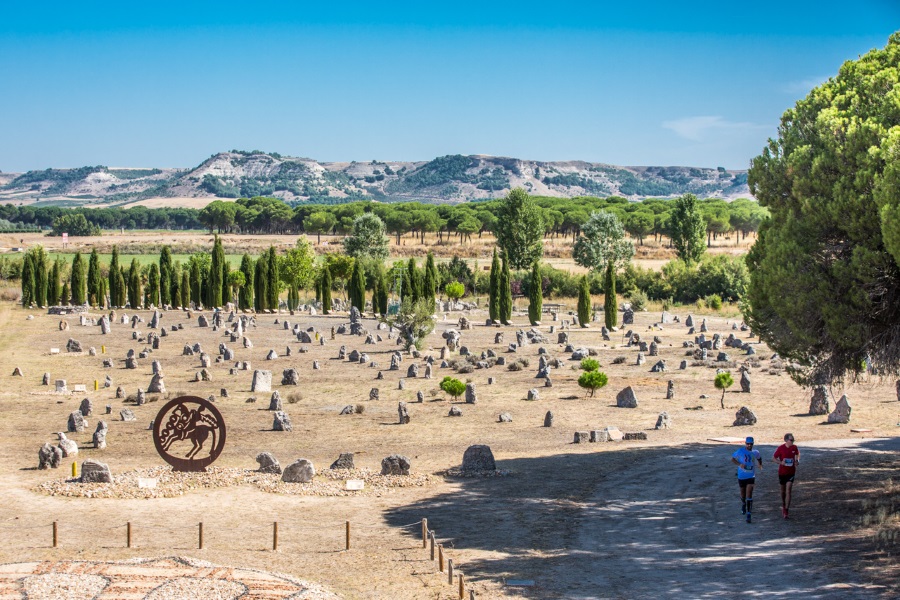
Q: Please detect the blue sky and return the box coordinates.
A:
[0,1,897,172]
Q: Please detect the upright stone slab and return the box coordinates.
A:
[733,406,758,426]
[655,412,671,429]
[273,411,293,431]
[80,459,112,483]
[740,370,751,393]
[461,445,496,472]
[282,459,315,482]
[827,394,852,424]
[256,452,282,474]
[616,386,639,408]
[398,402,410,424]
[68,411,87,433]
[251,370,272,392]
[330,453,355,470]
[464,383,477,404]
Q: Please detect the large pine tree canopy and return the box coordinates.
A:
[746,33,900,384]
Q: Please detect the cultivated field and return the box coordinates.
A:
[0,300,897,598]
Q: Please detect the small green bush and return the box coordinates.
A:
[628,289,649,311]
[578,370,609,397]
[705,294,723,310]
[440,376,466,400]
[580,358,600,372]
[445,281,465,300]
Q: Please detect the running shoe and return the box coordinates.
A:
[741,502,747,515]
[746,513,752,524]
[783,508,789,520]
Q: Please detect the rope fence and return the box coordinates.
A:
[0,517,480,598]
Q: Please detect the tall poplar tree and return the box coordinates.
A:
[108,246,120,307]
[148,263,160,307]
[190,260,201,307]
[70,252,86,305]
[255,257,267,312]
[48,259,61,306]
[180,269,190,308]
[577,276,591,328]
[159,246,172,306]
[115,268,126,308]
[423,252,437,311]
[321,265,332,314]
[127,259,141,309]
[499,253,512,325]
[604,263,617,330]
[528,261,543,326]
[239,254,254,311]
[350,259,366,312]
[210,236,225,307]
[20,254,34,307]
[33,249,47,307]
[266,247,279,312]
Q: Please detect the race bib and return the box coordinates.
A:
[744,462,754,471]
[783,458,793,466]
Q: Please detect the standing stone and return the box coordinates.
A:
[39,443,63,469]
[461,445,496,471]
[136,389,146,405]
[398,402,410,425]
[448,406,462,416]
[80,459,112,483]
[827,394,852,424]
[650,360,667,373]
[269,391,283,411]
[266,349,278,360]
[700,318,708,333]
[740,370,751,393]
[381,454,411,476]
[57,432,78,457]
[407,363,419,378]
[120,408,136,421]
[149,310,160,329]
[465,383,477,404]
[42,372,51,385]
[649,341,659,356]
[66,339,83,353]
[256,452,282,474]
[281,368,299,385]
[115,386,125,399]
[313,361,321,370]
[68,411,87,433]
[281,459,315,482]
[679,360,688,370]
[198,315,209,327]
[527,388,540,401]
[423,364,432,379]
[543,411,554,427]
[251,370,272,392]
[125,357,137,369]
[329,453,355,469]
[55,379,68,393]
[369,388,379,401]
[416,391,424,403]
[498,412,512,422]
[733,406,758,426]
[148,373,166,394]
[273,411,293,431]
[398,379,405,390]
[809,386,831,415]
[574,431,590,443]
[655,412,671,430]
[636,353,645,366]
[79,398,93,417]
[616,386,639,408]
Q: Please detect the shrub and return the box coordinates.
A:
[440,376,466,400]
[628,289,649,311]
[578,370,609,397]
[507,362,523,371]
[612,356,626,364]
[580,358,600,372]
[354,404,365,414]
[287,392,303,404]
[704,294,723,310]
[714,371,734,408]
[445,281,465,300]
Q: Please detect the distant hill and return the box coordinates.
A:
[0,151,751,206]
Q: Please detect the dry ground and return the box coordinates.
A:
[0,302,897,598]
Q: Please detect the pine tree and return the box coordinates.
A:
[528,261,543,326]
[239,254,253,311]
[20,254,34,307]
[71,252,86,305]
[87,248,102,306]
[266,247,279,312]
[488,248,500,323]
[210,236,224,307]
[577,275,591,328]
[424,252,437,311]
[322,265,332,314]
[127,259,141,309]
[189,260,201,307]
[148,263,160,307]
[109,246,120,307]
[604,262,617,330]
[159,246,172,306]
[499,253,512,325]
[180,269,190,308]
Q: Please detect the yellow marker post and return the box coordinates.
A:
[315,332,319,340]
[94,380,99,391]
[71,461,78,478]
[101,345,106,354]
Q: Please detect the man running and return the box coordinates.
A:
[731,436,763,523]
[773,433,800,519]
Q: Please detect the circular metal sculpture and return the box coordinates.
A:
[153,396,226,472]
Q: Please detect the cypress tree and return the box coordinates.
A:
[322,265,332,314]
[159,246,172,306]
[71,252,86,305]
[116,268,127,308]
[170,266,181,308]
[211,236,224,307]
[604,262,617,330]
[61,282,70,305]
[255,257,267,312]
[315,273,322,304]
[266,247,279,312]
[127,259,141,309]
[528,261,543,326]
[99,277,107,308]
[488,249,500,323]
[424,252,437,311]
[180,269,190,308]
[48,260,61,306]
[148,263,160,307]
[499,253,512,325]
[87,248,102,306]
[109,246,121,307]
[239,254,254,311]
[377,271,389,316]
[21,254,34,307]
[33,250,47,307]
[406,258,421,302]
[222,261,231,307]
[401,268,411,302]
[190,260,201,307]
[577,275,591,328]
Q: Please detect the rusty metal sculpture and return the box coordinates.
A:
[153,396,226,472]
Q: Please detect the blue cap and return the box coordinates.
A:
[745,436,754,444]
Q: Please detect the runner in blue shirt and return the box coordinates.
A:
[731,436,763,523]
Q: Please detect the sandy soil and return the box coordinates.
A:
[0,303,896,599]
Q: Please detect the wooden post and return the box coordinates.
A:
[345,521,350,551]
[198,522,204,550]
[448,559,454,585]
[273,522,278,551]
[430,531,435,560]
[52,521,58,548]
[458,573,465,599]
[422,518,427,548]
[438,544,444,572]
[127,522,132,548]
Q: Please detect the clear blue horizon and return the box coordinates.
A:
[1,2,897,173]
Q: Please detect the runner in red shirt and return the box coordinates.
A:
[773,433,800,519]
